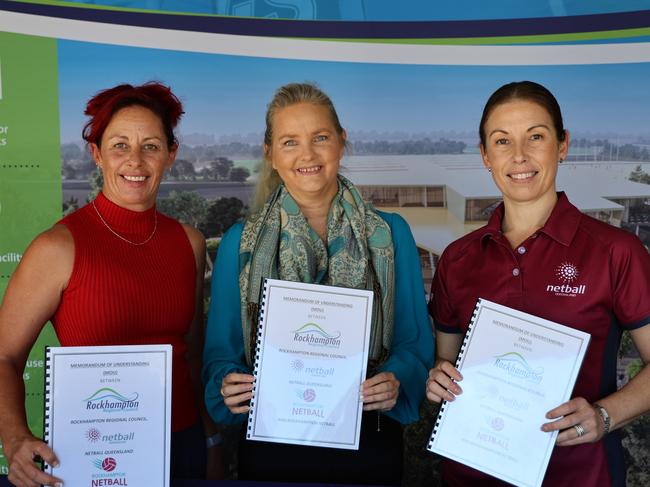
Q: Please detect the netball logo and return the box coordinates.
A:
[86,427,101,442]
[555,262,579,283]
[546,261,586,297]
[93,457,117,472]
[290,359,304,372]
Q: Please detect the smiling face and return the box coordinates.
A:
[91,105,176,211]
[480,99,569,207]
[265,102,346,205]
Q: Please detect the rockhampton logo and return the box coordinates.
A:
[91,457,128,486]
[493,352,544,384]
[546,261,586,297]
[292,323,341,348]
[84,388,139,412]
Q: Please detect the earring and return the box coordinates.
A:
[487,167,492,173]
[559,158,564,164]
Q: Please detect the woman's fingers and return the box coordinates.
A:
[426,361,463,403]
[221,373,254,413]
[541,397,603,446]
[7,438,62,487]
[361,372,399,411]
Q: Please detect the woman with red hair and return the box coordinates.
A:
[0,82,219,486]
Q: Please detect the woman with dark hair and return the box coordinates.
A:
[202,82,434,484]
[426,80,650,486]
[0,82,219,486]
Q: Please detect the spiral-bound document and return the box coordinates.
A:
[428,299,590,487]
[247,278,374,450]
[44,345,172,487]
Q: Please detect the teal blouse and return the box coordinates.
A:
[202,211,434,425]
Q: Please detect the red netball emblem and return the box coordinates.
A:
[102,457,117,472]
[303,388,316,402]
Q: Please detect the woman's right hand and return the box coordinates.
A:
[425,360,463,403]
[5,434,62,487]
[220,373,254,414]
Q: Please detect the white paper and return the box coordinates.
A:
[247,279,374,450]
[428,299,590,487]
[45,345,172,487]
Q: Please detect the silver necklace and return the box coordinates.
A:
[92,200,157,246]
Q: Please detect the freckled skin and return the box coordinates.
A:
[91,105,177,211]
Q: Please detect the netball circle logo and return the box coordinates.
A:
[102,457,117,472]
[555,262,579,283]
[92,456,117,471]
[85,427,101,442]
[303,389,316,402]
[290,359,304,372]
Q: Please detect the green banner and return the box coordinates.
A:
[0,32,62,474]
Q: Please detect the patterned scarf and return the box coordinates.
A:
[239,175,394,369]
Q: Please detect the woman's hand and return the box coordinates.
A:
[5,434,62,487]
[361,372,400,412]
[541,397,604,445]
[220,373,254,414]
[426,360,463,403]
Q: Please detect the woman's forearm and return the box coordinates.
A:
[596,362,650,432]
[0,360,34,456]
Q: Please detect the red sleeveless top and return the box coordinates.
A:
[53,192,199,431]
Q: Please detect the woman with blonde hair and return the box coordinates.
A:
[203,82,433,484]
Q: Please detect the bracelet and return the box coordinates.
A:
[593,403,611,435]
[205,433,222,448]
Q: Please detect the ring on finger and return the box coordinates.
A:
[574,424,586,437]
[220,387,226,397]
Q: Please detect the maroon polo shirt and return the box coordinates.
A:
[429,192,650,487]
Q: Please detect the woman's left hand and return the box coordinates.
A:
[541,397,604,446]
[361,372,400,412]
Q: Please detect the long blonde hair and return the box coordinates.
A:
[251,82,345,210]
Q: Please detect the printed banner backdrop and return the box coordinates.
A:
[1,0,650,483]
[0,30,62,476]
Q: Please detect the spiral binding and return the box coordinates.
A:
[427,298,483,449]
[246,278,269,439]
[43,347,53,447]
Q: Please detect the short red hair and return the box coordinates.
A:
[82,82,183,149]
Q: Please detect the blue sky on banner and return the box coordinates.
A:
[58,40,650,144]
[66,0,650,20]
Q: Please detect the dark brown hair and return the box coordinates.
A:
[479,81,566,146]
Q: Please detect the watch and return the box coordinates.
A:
[205,433,222,448]
[593,403,611,435]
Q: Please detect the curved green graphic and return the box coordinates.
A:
[84,388,139,403]
[292,322,341,339]
[493,352,544,382]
